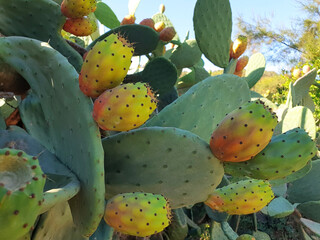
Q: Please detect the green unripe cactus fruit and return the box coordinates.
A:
[0,148,46,240]
[224,128,317,180]
[92,82,158,131]
[205,179,274,215]
[210,100,278,162]
[79,33,134,97]
[104,192,172,237]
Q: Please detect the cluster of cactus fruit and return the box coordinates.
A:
[0,0,319,239]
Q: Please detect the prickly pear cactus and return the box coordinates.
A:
[210,100,278,162]
[205,179,274,215]
[224,128,317,180]
[0,148,45,240]
[104,192,172,237]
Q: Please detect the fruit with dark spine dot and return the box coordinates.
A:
[79,33,134,98]
[159,27,176,42]
[63,16,97,37]
[210,100,278,162]
[61,0,96,18]
[204,179,274,215]
[92,82,158,131]
[104,192,172,237]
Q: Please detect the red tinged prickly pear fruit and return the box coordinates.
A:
[233,70,243,77]
[92,82,158,131]
[204,179,274,215]
[159,27,176,42]
[154,21,165,32]
[139,18,155,30]
[63,16,97,37]
[230,35,248,59]
[235,55,249,72]
[121,14,136,25]
[61,0,96,18]
[302,65,310,74]
[210,100,278,162]
[79,33,134,98]
[104,192,172,237]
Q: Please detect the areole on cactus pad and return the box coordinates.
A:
[210,100,278,162]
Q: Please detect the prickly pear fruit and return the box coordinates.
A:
[210,100,278,162]
[233,70,243,77]
[235,55,249,72]
[302,65,310,74]
[61,0,96,18]
[121,14,136,25]
[79,33,134,98]
[104,192,172,237]
[204,179,274,215]
[159,4,165,13]
[237,234,256,240]
[224,128,317,180]
[159,27,176,42]
[292,68,301,78]
[63,16,97,37]
[230,35,248,59]
[92,82,157,131]
[139,18,155,30]
[154,21,165,32]
[0,148,46,240]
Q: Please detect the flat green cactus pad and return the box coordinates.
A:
[103,126,224,209]
[0,37,104,237]
[0,0,83,72]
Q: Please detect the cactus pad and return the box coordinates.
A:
[103,126,224,209]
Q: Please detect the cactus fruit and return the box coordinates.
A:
[159,27,176,42]
[233,70,243,77]
[204,179,274,215]
[292,68,301,78]
[139,18,155,30]
[63,16,97,36]
[0,148,46,240]
[154,21,166,32]
[302,65,310,74]
[92,82,157,131]
[121,14,136,25]
[237,234,256,240]
[224,128,317,180]
[230,35,248,59]
[104,192,172,237]
[210,100,278,162]
[159,4,165,14]
[61,0,97,18]
[79,33,134,98]
[235,55,249,72]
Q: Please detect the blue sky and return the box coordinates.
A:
[103,0,306,72]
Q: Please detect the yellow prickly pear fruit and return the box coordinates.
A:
[104,192,172,237]
[204,179,274,215]
[61,0,96,18]
[230,35,248,59]
[159,4,165,13]
[92,82,157,131]
[79,33,134,98]
[63,16,97,37]
[292,68,301,78]
[302,65,310,74]
[154,21,165,32]
[121,14,136,25]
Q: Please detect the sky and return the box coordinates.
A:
[102,0,307,73]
